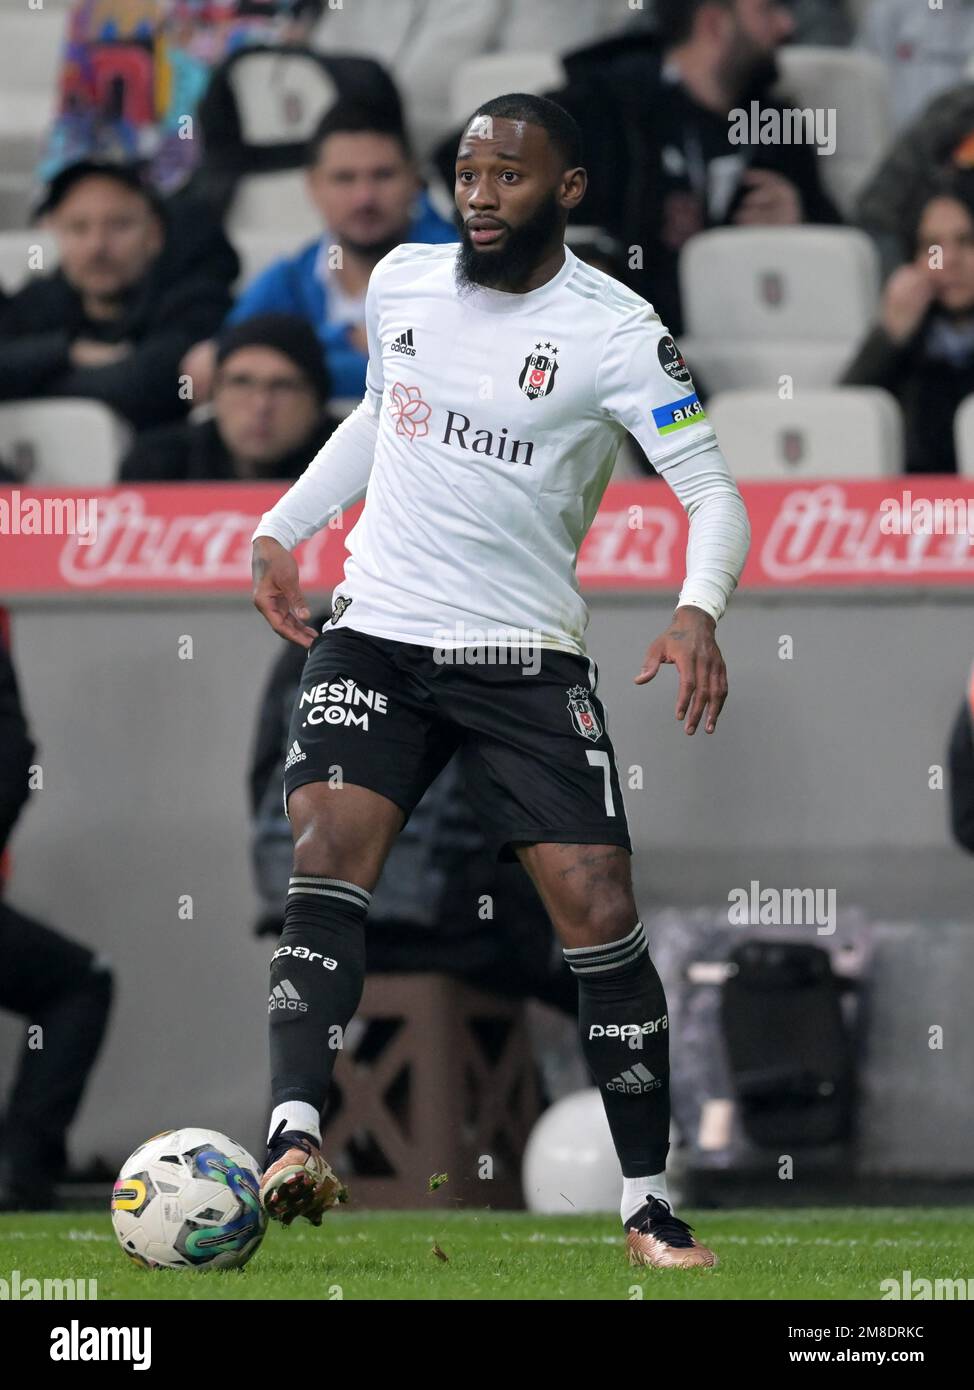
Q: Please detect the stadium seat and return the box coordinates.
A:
[679,226,880,394]
[0,10,66,172]
[226,170,320,239]
[0,400,132,486]
[952,394,974,477]
[774,46,892,216]
[706,387,904,479]
[222,47,340,148]
[230,229,304,287]
[448,53,565,128]
[0,230,58,294]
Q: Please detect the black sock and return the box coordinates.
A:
[564,920,671,1177]
[268,875,369,1112]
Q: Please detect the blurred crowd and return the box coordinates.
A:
[3,0,974,479]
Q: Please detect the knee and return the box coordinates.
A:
[290,815,374,889]
[558,886,639,948]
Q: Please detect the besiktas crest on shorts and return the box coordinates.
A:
[567,684,603,740]
[329,594,353,625]
[519,341,559,399]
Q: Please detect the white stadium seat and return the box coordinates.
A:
[679,226,880,394]
[0,10,66,161]
[0,230,58,293]
[681,341,851,395]
[952,394,974,477]
[774,46,892,217]
[0,400,132,486]
[706,387,904,480]
[226,170,321,239]
[230,229,304,287]
[225,48,339,147]
[448,53,565,128]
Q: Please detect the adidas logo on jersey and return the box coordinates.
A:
[391,328,416,356]
[284,740,306,771]
[606,1062,662,1094]
[268,979,308,1013]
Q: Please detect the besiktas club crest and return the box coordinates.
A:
[567,685,603,741]
[519,342,559,399]
[329,594,353,625]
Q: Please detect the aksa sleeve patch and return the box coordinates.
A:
[652,393,707,435]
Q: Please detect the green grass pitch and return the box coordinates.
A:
[2,1207,974,1300]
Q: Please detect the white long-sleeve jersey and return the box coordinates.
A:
[253,242,750,654]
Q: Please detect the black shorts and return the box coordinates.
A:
[282,626,632,863]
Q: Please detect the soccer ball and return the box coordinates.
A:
[111,1128,266,1270]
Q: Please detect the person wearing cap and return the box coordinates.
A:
[0,161,234,433]
[119,314,336,482]
[844,170,974,473]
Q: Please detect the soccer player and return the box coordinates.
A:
[250,94,751,1269]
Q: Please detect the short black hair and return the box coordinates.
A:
[656,0,735,50]
[463,93,582,169]
[34,159,164,221]
[306,102,412,167]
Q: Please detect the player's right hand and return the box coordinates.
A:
[252,537,319,648]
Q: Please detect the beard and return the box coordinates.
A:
[454,192,563,294]
[720,38,780,105]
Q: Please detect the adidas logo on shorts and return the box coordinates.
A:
[391,328,416,356]
[284,739,306,771]
[268,979,307,1013]
[606,1062,661,1094]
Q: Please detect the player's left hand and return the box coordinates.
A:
[634,606,728,735]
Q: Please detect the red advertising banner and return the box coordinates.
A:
[1,478,973,595]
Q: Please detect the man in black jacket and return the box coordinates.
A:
[0,162,235,433]
[120,315,337,483]
[548,0,842,331]
[0,615,113,1211]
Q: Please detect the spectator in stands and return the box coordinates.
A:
[250,613,575,1011]
[857,81,974,276]
[120,315,335,482]
[948,661,974,854]
[40,0,324,193]
[857,0,974,131]
[539,0,842,331]
[0,618,113,1212]
[183,104,456,403]
[843,173,974,474]
[0,161,233,432]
